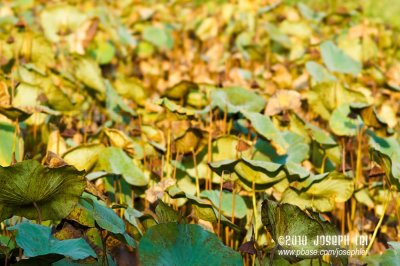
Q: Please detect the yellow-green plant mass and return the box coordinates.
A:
[0,0,399,265]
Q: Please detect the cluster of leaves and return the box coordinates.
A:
[1,0,400,265]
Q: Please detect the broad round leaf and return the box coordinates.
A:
[320,41,362,75]
[95,147,148,186]
[211,87,266,114]
[281,172,354,212]
[8,222,96,260]
[138,223,242,266]
[329,104,358,136]
[261,199,343,263]
[0,160,86,221]
[200,190,247,219]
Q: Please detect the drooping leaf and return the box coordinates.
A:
[281,172,354,212]
[155,200,179,223]
[261,199,345,264]
[114,76,147,106]
[350,103,389,136]
[157,98,196,117]
[243,111,288,155]
[254,131,309,164]
[0,106,31,121]
[0,160,86,221]
[82,196,136,247]
[370,148,400,190]
[209,158,309,190]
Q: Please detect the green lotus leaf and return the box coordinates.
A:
[164,80,198,100]
[254,131,309,164]
[114,76,147,106]
[155,200,179,223]
[329,104,359,136]
[200,190,247,219]
[82,196,136,248]
[350,103,389,136]
[166,186,239,229]
[40,5,88,43]
[157,98,196,117]
[138,223,242,266]
[320,41,362,75]
[7,222,96,260]
[363,242,400,265]
[307,82,367,120]
[95,41,115,65]
[0,106,31,121]
[142,26,174,50]
[105,80,137,122]
[211,87,266,114]
[209,158,310,190]
[62,143,105,171]
[281,172,354,212]
[94,147,148,186]
[184,135,251,183]
[307,124,337,149]
[0,122,24,167]
[264,22,292,48]
[306,61,336,84]
[243,111,288,155]
[261,199,344,264]
[66,199,95,228]
[72,56,106,97]
[370,148,400,190]
[0,160,86,221]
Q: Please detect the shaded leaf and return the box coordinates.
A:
[8,222,96,260]
[138,223,242,266]
[0,160,86,221]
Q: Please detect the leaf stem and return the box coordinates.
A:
[252,176,258,240]
[192,150,200,197]
[363,189,390,257]
[33,202,42,224]
[217,172,223,237]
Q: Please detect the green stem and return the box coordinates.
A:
[252,176,258,240]
[363,190,390,257]
[33,202,42,224]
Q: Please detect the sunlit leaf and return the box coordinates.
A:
[320,41,362,75]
